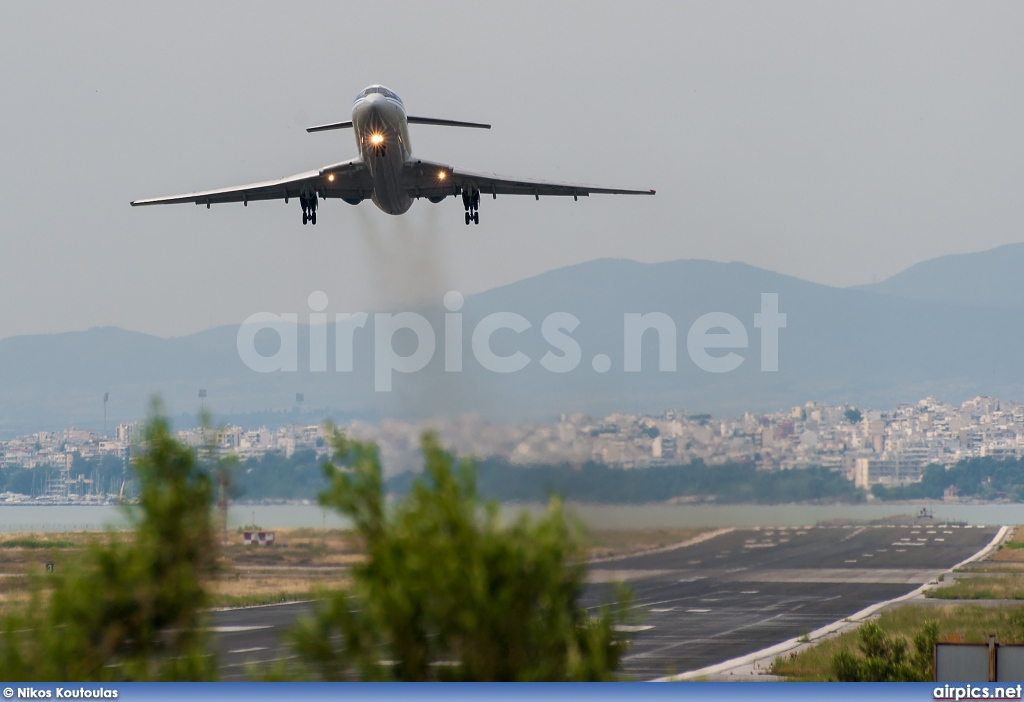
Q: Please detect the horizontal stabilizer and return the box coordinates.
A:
[306,120,353,133]
[407,116,491,129]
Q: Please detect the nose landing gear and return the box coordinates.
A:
[300,193,318,225]
[462,189,480,225]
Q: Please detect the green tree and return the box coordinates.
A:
[288,429,631,681]
[845,408,863,424]
[831,620,937,681]
[0,409,219,681]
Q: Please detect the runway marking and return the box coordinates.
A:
[650,608,675,613]
[740,590,759,594]
[587,569,672,583]
[731,568,937,584]
[228,647,268,654]
[615,624,654,632]
[209,626,273,633]
[219,654,298,671]
[686,608,712,613]
[862,554,873,557]
[935,538,945,542]
[625,612,788,661]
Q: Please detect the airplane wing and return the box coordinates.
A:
[130,158,372,207]
[402,158,655,201]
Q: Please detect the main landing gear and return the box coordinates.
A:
[300,193,318,225]
[462,189,480,225]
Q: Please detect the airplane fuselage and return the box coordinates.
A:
[351,88,414,215]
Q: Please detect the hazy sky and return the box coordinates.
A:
[1,1,1022,339]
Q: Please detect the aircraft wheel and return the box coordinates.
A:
[473,212,479,225]
[302,212,308,225]
[465,212,470,225]
[311,211,316,225]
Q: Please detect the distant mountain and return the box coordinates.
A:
[2,250,1024,435]
[856,242,1024,309]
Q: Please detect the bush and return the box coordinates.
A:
[831,620,937,681]
[0,410,219,681]
[288,429,631,681]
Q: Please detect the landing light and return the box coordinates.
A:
[438,171,446,180]
[370,133,384,145]
[327,174,335,182]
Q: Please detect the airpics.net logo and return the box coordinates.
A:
[236,291,787,392]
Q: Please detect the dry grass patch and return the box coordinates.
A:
[772,603,1024,680]
[206,573,349,608]
[218,527,364,568]
[928,574,1024,600]
[990,527,1024,562]
[586,528,710,560]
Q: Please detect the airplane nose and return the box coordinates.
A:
[357,94,388,120]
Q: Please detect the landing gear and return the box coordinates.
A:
[300,192,318,226]
[462,189,480,225]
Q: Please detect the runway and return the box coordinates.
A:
[581,522,1000,679]
[207,521,999,680]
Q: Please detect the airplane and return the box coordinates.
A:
[131,85,654,225]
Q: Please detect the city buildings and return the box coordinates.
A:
[2,396,1023,501]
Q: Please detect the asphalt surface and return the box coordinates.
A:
[581,522,999,679]
[208,521,999,680]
